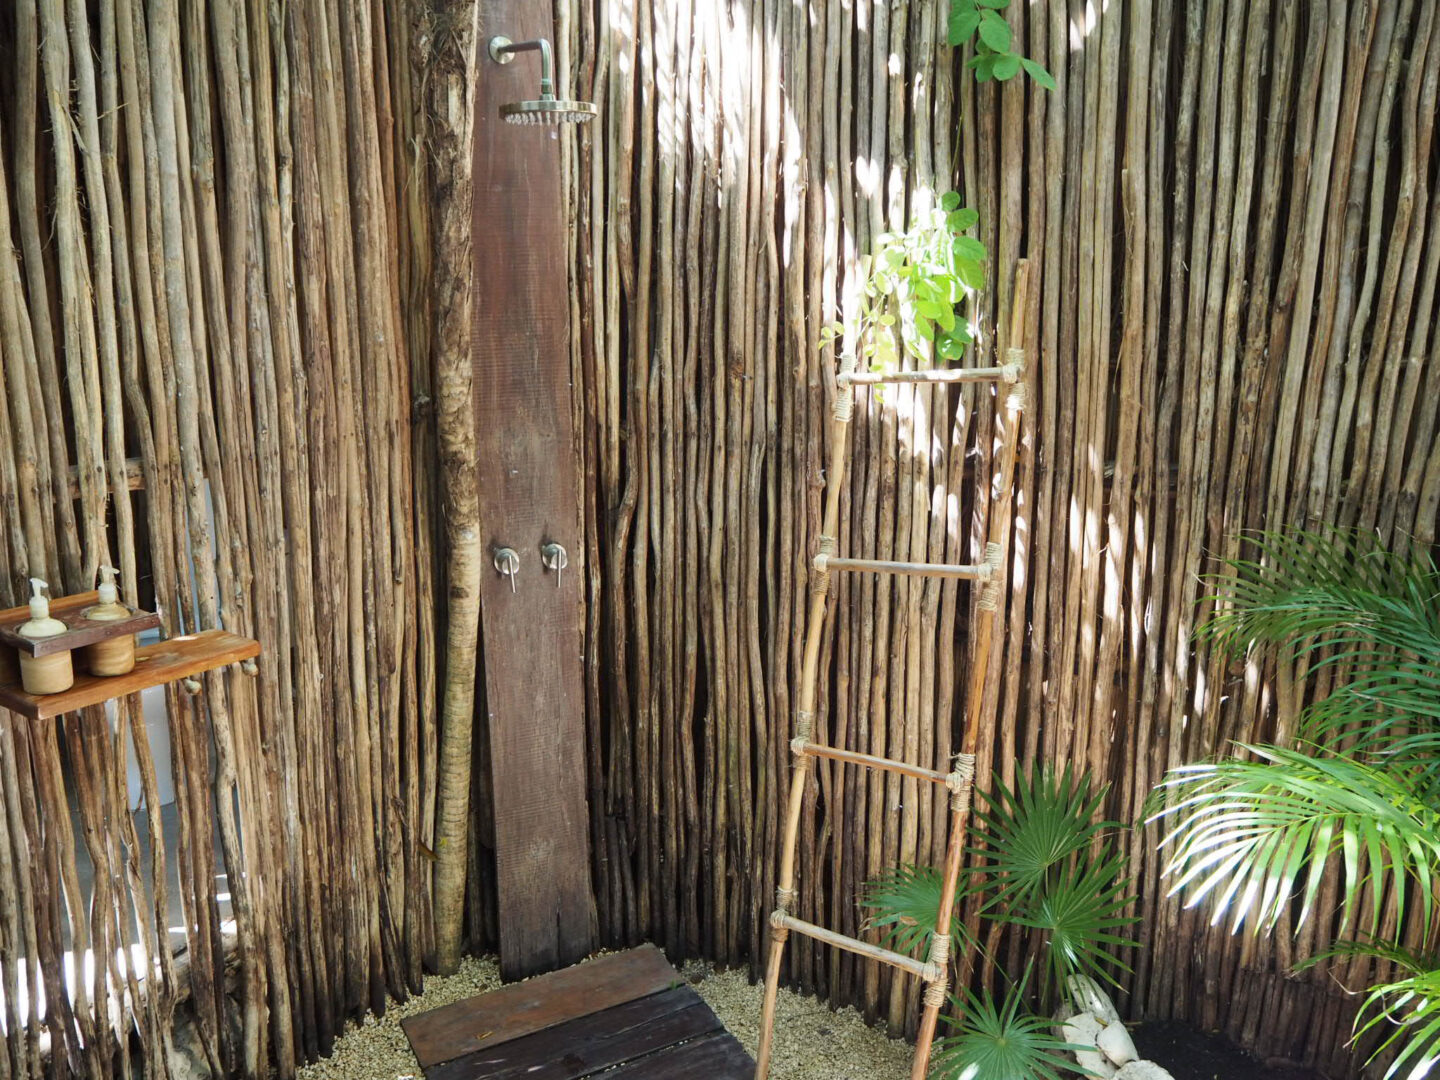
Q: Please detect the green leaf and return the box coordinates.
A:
[991,53,1021,81]
[948,206,980,231]
[948,5,982,45]
[975,0,1010,8]
[1020,57,1057,90]
[933,967,1085,1080]
[955,235,988,261]
[969,53,996,82]
[977,9,1013,52]
[859,865,979,956]
[940,190,962,211]
[1007,848,1140,1002]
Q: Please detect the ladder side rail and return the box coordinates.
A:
[754,364,856,1078]
[910,263,1031,1080]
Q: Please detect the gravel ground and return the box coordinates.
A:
[293,953,911,1080]
[683,961,912,1080]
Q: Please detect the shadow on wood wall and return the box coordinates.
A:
[561,1,1440,1076]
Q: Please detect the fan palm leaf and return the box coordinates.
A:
[860,864,981,958]
[931,965,1085,1080]
[1004,844,1139,998]
[971,764,1116,909]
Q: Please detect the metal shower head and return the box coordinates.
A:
[489,36,597,125]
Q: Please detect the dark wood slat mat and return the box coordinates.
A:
[428,986,722,1080]
[600,1031,752,1078]
[402,945,680,1067]
[402,946,753,1079]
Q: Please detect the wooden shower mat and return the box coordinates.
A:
[401,945,754,1079]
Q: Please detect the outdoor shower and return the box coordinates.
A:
[488,36,597,125]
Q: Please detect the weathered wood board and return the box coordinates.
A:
[471,0,596,979]
[402,946,677,1068]
[402,946,752,1079]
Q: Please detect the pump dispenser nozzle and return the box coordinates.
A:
[20,580,65,639]
[97,566,119,607]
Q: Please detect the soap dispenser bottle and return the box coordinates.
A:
[17,578,73,694]
[82,566,136,676]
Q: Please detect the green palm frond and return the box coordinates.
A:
[1005,845,1139,998]
[1356,966,1440,1079]
[931,966,1084,1080]
[1153,746,1440,938]
[1300,938,1436,976]
[1202,528,1440,661]
[972,764,1117,908]
[1201,529,1440,757]
[860,864,979,958]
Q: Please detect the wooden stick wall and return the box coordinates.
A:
[0,0,1437,1077]
[561,0,1440,1074]
[0,1,439,1076]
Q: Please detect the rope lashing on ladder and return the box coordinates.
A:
[946,753,975,811]
[791,709,814,756]
[833,384,855,423]
[918,932,952,1004]
[999,347,1025,385]
[977,541,1004,612]
[1006,378,1028,414]
[811,535,837,596]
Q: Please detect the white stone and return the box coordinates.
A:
[1115,1063,1177,1080]
[1097,1020,1139,1066]
[1060,1012,1104,1047]
[1059,1013,1117,1079]
[1066,973,1121,1024]
[1076,1046,1120,1078]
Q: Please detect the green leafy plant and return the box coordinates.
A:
[860,766,1138,1078]
[969,767,1138,1005]
[818,192,986,374]
[931,966,1084,1080]
[1151,529,1440,1079]
[948,0,1055,87]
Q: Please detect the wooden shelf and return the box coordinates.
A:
[0,629,260,720]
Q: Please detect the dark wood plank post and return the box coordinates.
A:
[471,0,598,979]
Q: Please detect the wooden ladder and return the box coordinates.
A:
[754,263,1031,1080]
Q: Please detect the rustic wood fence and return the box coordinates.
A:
[563,0,1440,1074]
[0,1,438,1077]
[0,0,1437,1077]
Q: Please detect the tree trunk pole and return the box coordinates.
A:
[424,0,482,976]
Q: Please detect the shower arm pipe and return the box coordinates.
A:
[491,37,555,98]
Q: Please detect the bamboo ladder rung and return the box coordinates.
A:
[768,913,946,984]
[795,741,953,786]
[816,553,993,580]
[835,361,1021,387]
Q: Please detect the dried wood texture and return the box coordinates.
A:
[559,1,1440,1075]
[0,0,439,1075]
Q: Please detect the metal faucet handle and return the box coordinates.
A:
[540,542,568,588]
[493,547,520,592]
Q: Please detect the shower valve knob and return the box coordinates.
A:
[541,543,569,588]
[493,547,520,592]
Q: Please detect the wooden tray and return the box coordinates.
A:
[0,591,161,657]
